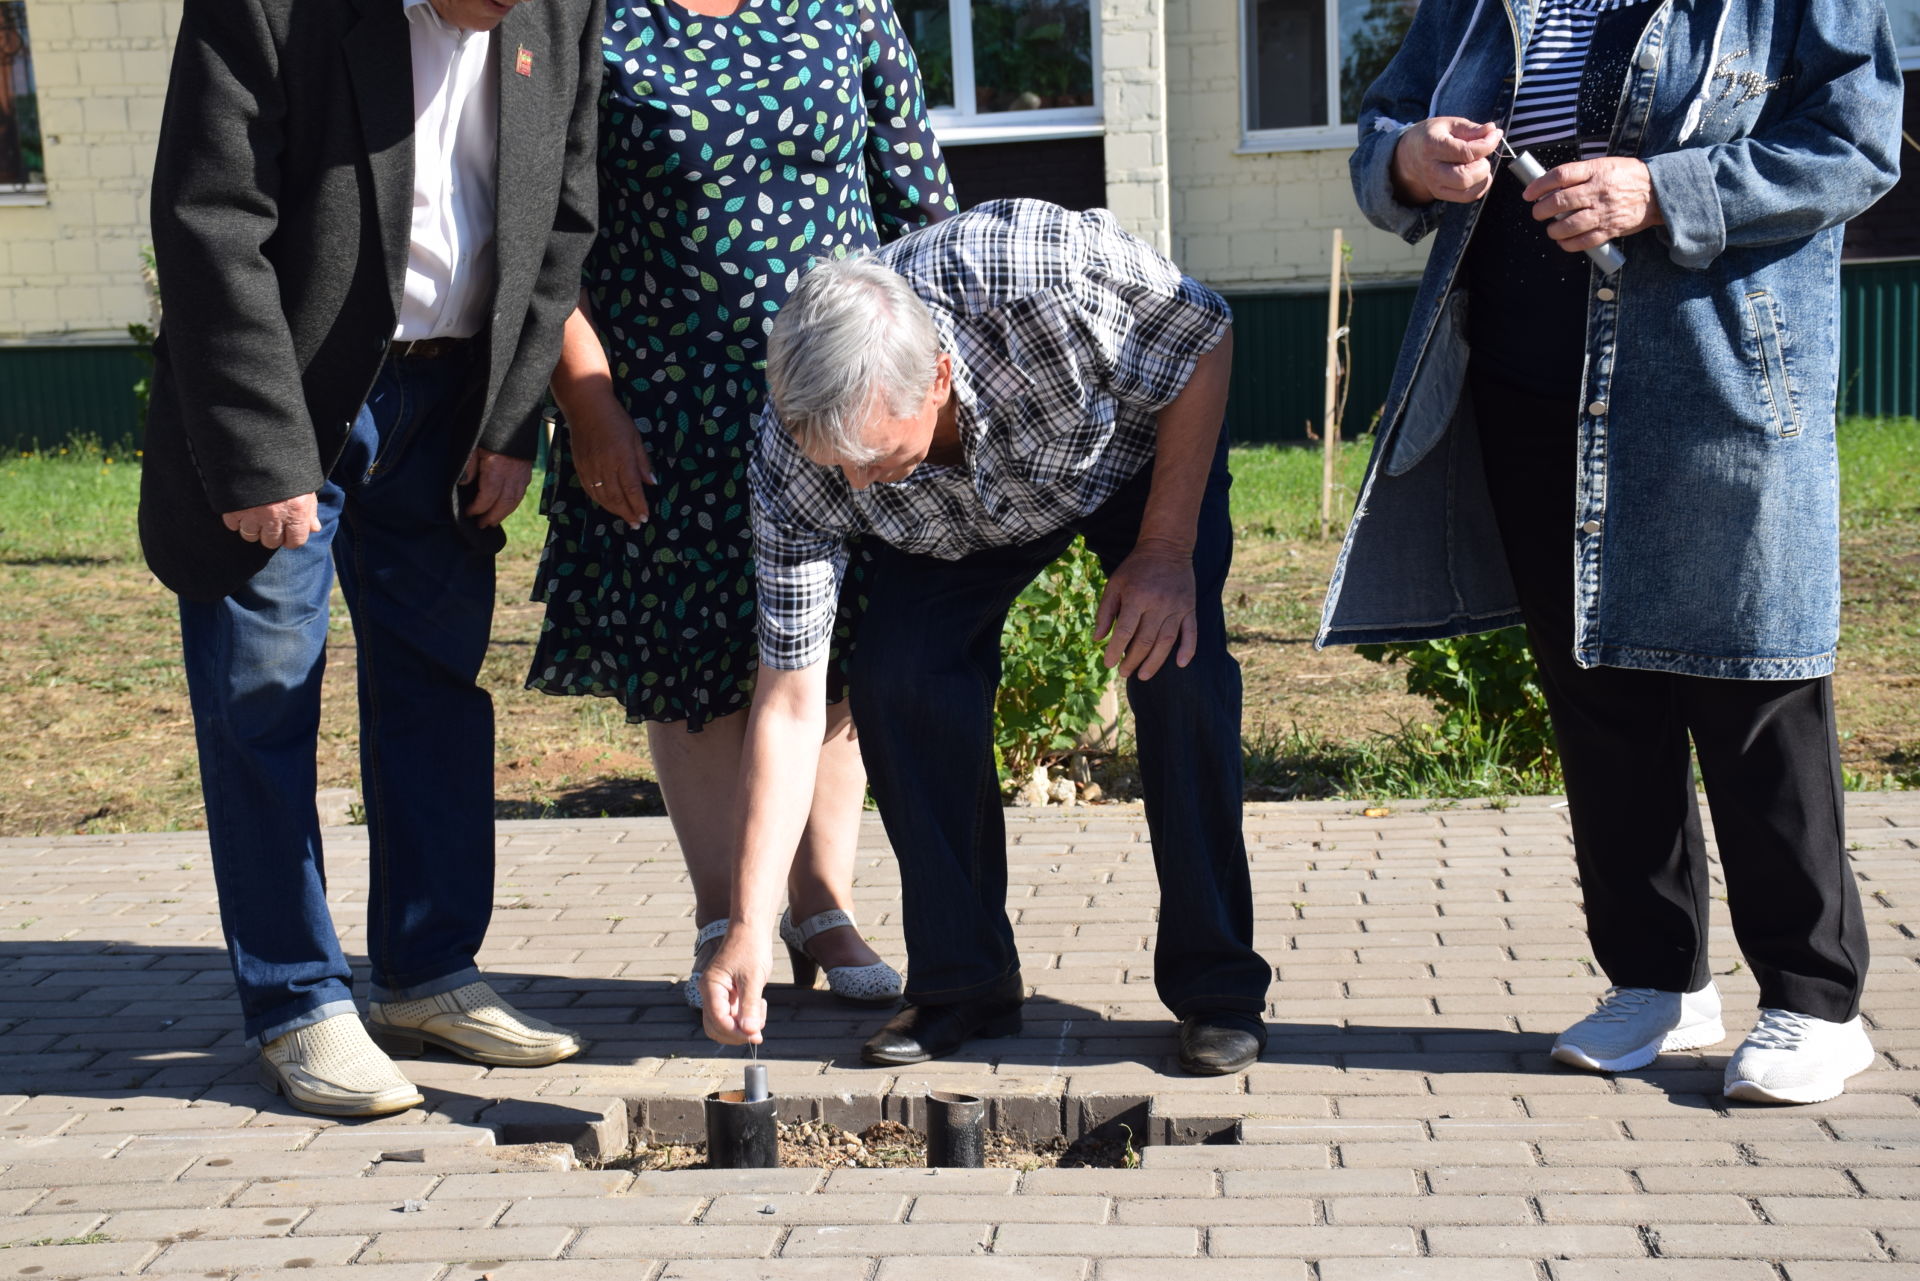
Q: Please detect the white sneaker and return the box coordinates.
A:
[1724,1009,1876,1104]
[259,1011,424,1118]
[1552,984,1726,1072]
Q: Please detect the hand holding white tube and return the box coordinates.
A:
[1508,146,1664,276]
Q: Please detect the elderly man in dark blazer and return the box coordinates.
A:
[140,0,602,1116]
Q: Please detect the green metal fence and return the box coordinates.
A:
[1839,259,1920,421]
[0,344,148,451]
[1225,258,1920,443]
[2,258,1914,452]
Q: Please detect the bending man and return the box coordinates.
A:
[701,198,1271,1075]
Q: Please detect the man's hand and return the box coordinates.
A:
[222,494,321,550]
[1391,118,1504,206]
[1523,157,1664,253]
[1094,540,1197,681]
[700,927,771,1046]
[461,447,534,528]
[566,387,657,526]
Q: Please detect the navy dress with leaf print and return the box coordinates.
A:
[528,0,957,728]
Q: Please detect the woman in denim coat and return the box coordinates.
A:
[1322,0,1903,1101]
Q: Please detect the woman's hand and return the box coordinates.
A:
[1525,157,1665,253]
[567,385,657,526]
[700,927,771,1047]
[1391,118,1505,206]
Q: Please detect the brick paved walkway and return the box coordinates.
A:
[2,794,1916,1280]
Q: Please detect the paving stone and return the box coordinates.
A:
[1425,1225,1648,1257]
[1328,1195,1533,1225]
[661,1264,892,1281]
[148,1234,370,1272]
[296,1197,508,1233]
[1757,1197,1920,1227]
[878,1262,1091,1281]
[0,1241,162,1280]
[1646,1225,1888,1261]
[1546,1265,1785,1281]
[430,1171,633,1199]
[702,1192,906,1224]
[499,1194,703,1226]
[912,1194,1109,1223]
[96,1205,312,1240]
[570,1225,784,1258]
[827,1169,1019,1194]
[354,1225,575,1263]
[992,1224,1196,1256]
[1783,1266,1920,1281]
[233,1177,437,1206]
[1634,1167,1856,1196]
[1096,1264,1308,1281]
[1211,1226,1418,1256]
[1317,1264,1543,1281]
[1021,1170,1217,1197]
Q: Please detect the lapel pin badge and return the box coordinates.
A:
[515,45,534,76]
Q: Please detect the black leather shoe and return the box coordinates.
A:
[1177,1015,1266,1075]
[860,972,1024,1066]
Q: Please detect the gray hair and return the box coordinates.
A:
[765,253,942,464]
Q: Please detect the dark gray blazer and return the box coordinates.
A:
[139,0,602,601]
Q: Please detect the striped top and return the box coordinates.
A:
[1506,0,1657,158]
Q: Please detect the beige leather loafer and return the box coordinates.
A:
[367,980,587,1067]
[259,1011,425,1118]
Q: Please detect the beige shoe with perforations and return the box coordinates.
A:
[258,1012,425,1118]
[367,980,587,1067]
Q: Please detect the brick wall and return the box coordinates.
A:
[1098,0,1169,253]
[1165,1,1430,290]
[0,0,172,341]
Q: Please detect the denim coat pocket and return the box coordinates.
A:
[1741,289,1804,440]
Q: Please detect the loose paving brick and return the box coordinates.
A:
[2,800,1916,1279]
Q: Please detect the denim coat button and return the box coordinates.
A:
[1596,287,1616,301]
[1582,519,1603,534]
[1588,400,1608,415]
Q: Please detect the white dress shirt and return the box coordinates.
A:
[395,0,499,341]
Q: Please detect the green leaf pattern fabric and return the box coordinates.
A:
[527,0,957,729]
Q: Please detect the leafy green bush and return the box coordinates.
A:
[1356,628,1559,782]
[995,538,1112,778]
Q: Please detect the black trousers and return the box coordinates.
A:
[849,429,1270,1024]
[1472,369,1868,1023]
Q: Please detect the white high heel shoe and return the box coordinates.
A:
[779,908,903,1006]
[684,918,729,1010]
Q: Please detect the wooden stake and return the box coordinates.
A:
[1320,228,1344,539]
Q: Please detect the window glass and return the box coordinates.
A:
[895,0,956,110]
[1340,0,1420,123]
[0,1,44,190]
[1248,0,1329,131]
[971,0,1095,113]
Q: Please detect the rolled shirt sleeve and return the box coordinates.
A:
[748,414,855,672]
[1069,210,1234,411]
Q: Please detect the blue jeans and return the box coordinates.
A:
[850,428,1270,1024]
[179,352,497,1046]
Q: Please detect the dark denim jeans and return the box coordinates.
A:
[179,351,498,1046]
[850,428,1270,1024]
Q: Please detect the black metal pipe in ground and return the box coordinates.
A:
[925,1090,986,1168]
[705,1089,779,1168]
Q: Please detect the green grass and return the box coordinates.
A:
[1839,417,1920,529]
[1227,438,1372,541]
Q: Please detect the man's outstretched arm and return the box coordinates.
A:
[700,660,831,1044]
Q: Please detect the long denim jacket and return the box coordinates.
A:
[1316,0,1903,679]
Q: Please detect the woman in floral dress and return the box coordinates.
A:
[529,0,956,1007]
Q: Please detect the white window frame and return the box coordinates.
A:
[1238,0,1358,152]
[926,0,1105,147]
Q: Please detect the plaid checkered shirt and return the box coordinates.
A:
[747,198,1233,671]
